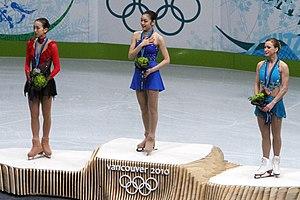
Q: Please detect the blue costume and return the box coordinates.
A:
[130,30,165,91]
[255,59,286,123]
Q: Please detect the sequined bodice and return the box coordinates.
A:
[136,40,159,61]
[259,60,281,91]
[136,29,159,62]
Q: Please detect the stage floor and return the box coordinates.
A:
[0,57,300,199]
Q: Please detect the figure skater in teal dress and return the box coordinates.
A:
[253,38,289,178]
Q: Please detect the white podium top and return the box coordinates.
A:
[96,138,213,165]
[209,166,300,187]
[0,148,92,171]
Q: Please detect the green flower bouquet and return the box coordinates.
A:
[248,92,266,107]
[135,56,149,69]
[30,69,48,90]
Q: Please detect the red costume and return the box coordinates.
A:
[24,39,60,79]
[24,38,61,99]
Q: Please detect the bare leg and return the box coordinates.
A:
[257,116,271,158]
[144,90,159,155]
[29,98,40,139]
[146,90,159,138]
[136,91,150,150]
[41,96,52,138]
[41,96,52,158]
[271,116,282,156]
[27,98,43,159]
[271,116,282,176]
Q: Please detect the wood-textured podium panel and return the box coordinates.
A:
[0,139,299,200]
[207,166,300,200]
[0,148,95,200]
[92,138,231,200]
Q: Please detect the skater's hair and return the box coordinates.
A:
[266,38,281,52]
[143,10,157,22]
[35,18,50,30]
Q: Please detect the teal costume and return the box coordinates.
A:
[255,59,286,123]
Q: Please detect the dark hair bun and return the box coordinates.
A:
[143,10,157,21]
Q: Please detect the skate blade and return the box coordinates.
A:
[136,147,144,152]
[254,170,273,179]
[137,147,158,153]
[27,153,44,160]
[273,174,280,178]
[144,148,158,156]
[43,153,51,159]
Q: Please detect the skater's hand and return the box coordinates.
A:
[27,78,32,84]
[46,76,52,81]
[26,74,31,83]
[143,68,154,78]
[141,36,154,47]
[262,102,275,112]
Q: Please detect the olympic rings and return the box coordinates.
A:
[106,0,201,36]
[119,175,158,196]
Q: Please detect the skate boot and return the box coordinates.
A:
[254,157,273,179]
[272,156,280,178]
[144,135,155,156]
[41,137,52,158]
[27,138,43,160]
[136,132,148,152]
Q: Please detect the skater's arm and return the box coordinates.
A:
[49,41,61,79]
[254,61,263,95]
[150,34,170,72]
[128,32,141,60]
[128,32,154,60]
[24,40,33,81]
[270,61,289,105]
[143,34,170,78]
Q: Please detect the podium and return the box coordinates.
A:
[207,166,300,199]
[0,138,299,200]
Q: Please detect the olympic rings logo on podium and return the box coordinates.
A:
[106,0,201,36]
[119,175,159,196]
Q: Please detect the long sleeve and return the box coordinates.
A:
[49,42,61,78]
[24,40,32,79]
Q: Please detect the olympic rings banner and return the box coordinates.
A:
[1,0,300,60]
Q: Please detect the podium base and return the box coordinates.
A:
[0,138,299,200]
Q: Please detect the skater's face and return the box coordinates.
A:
[264,41,278,57]
[33,20,48,38]
[140,14,154,32]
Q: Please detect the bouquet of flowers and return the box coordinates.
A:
[248,92,266,107]
[135,56,149,69]
[30,68,48,90]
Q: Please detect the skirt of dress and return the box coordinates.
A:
[130,60,165,92]
[254,96,286,119]
[24,79,57,100]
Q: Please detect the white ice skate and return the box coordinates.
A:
[272,156,280,178]
[254,157,273,179]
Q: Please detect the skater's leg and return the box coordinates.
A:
[29,98,40,139]
[41,96,52,138]
[136,91,150,151]
[28,98,43,160]
[257,116,271,158]
[255,116,272,178]
[144,90,159,155]
[271,116,282,156]
[41,96,52,158]
[271,116,282,176]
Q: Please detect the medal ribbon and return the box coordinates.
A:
[34,38,48,68]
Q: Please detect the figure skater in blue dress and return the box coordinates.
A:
[128,10,170,155]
